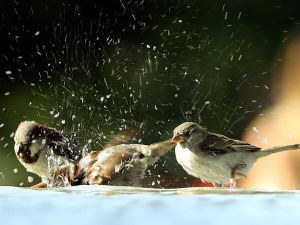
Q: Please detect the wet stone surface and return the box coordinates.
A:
[0,185,299,225]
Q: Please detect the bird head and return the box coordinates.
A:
[172,122,206,146]
[14,121,81,164]
[14,121,50,163]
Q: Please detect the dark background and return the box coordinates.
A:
[1,0,300,186]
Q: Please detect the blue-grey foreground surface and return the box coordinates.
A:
[0,186,299,225]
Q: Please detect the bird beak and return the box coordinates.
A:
[172,133,185,143]
[14,144,22,155]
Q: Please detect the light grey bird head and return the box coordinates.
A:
[172,122,207,148]
[14,121,81,165]
[14,121,48,164]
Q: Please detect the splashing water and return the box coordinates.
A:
[27,176,34,183]
[0,1,297,187]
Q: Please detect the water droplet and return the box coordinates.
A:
[262,138,268,144]
[13,168,18,173]
[54,112,60,118]
[253,127,259,133]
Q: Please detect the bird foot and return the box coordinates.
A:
[230,163,247,188]
[31,182,47,188]
[229,178,237,188]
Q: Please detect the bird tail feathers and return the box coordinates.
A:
[257,144,300,158]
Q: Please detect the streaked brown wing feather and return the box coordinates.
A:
[43,128,82,161]
[103,125,141,149]
[103,130,136,149]
[199,132,261,155]
[86,148,143,184]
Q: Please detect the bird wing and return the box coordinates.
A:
[46,149,137,186]
[43,127,82,161]
[85,147,144,185]
[199,132,261,155]
[103,125,141,149]
[148,139,175,157]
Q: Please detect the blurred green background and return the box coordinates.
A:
[1,0,300,186]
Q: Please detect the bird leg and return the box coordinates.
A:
[31,182,47,188]
[213,183,224,188]
[229,178,237,188]
[230,163,247,188]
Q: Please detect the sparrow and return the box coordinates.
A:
[33,139,175,188]
[14,121,82,182]
[14,121,142,186]
[172,122,300,188]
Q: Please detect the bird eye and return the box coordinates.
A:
[184,130,192,136]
